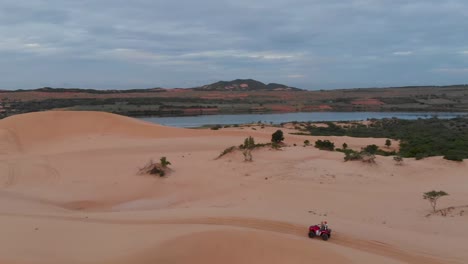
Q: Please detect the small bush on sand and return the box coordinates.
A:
[216,146,237,159]
[342,143,348,149]
[360,152,376,163]
[160,157,171,168]
[363,144,379,154]
[393,156,404,165]
[343,150,375,163]
[139,158,172,177]
[304,140,310,146]
[271,141,282,150]
[343,150,362,161]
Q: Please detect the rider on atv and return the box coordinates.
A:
[317,221,328,235]
[309,221,332,241]
[321,221,328,230]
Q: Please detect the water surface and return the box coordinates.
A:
[139,112,467,128]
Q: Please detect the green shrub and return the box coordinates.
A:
[211,124,222,130]
[301,117,468,160]
[242,136,256,149]
[139,159,170,177]
[415,153,427,160]
[160,157,171,168]
[271,130,284,143]
[271,142,281,149]
[314,140,335,151]
[385,139,392,148]
[363,144,379,154]
[216,146,237,159]
[343,150,362,161]
[443,150,465,161]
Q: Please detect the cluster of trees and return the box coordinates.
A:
[301,118,467,161]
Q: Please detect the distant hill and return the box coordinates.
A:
[30,87,167,94]
[192,79,303,91]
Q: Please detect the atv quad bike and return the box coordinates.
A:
[308,225,332,241]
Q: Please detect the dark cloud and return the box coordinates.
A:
[1,0,468,89]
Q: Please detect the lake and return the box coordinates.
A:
[138,112,467,128]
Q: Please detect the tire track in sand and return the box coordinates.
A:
[0,213,455,264]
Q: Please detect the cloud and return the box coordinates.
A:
[433,68,468,73]
[287,74,305,78]
[181,50,298,60]
[392,51,413,56]
[1,0,468,89]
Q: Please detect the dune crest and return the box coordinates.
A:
[0,111,206,150]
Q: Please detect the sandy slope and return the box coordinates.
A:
[0,111,466,264]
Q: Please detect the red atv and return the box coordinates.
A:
[308,225,332,241]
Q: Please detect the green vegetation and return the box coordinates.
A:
[342,143,348,149]
[139,158,172,177]
[300,117,468,160]
[271,130,284,143]
[385,139,392,148]
[314,140,335,151]
[363,144,378,154]
[304,140,310,146]
[242,136,256,149]
[423,190,449,213]
[393,156,404,165]
[210,124,222,130]
[362,144,396,156]
[342,149,375,163]
[160,157,171,168]
[2,82,468,119]
[343,149,363,161]
[216,136,274,161]
[216,146,237,159]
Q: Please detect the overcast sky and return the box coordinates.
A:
[1,0,468,90]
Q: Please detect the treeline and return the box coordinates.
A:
[10,87,167,94]
[299,117,468,160]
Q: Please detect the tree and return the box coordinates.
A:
[304,140,310,146]
[243,136,255,149]
[342,143,348,149]
[271,130,284,143]
[242,136,255,161]
[385,139,392,148]
[423,190,449,213]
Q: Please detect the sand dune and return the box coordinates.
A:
[0,111,209,151]
[0,111,466,264]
